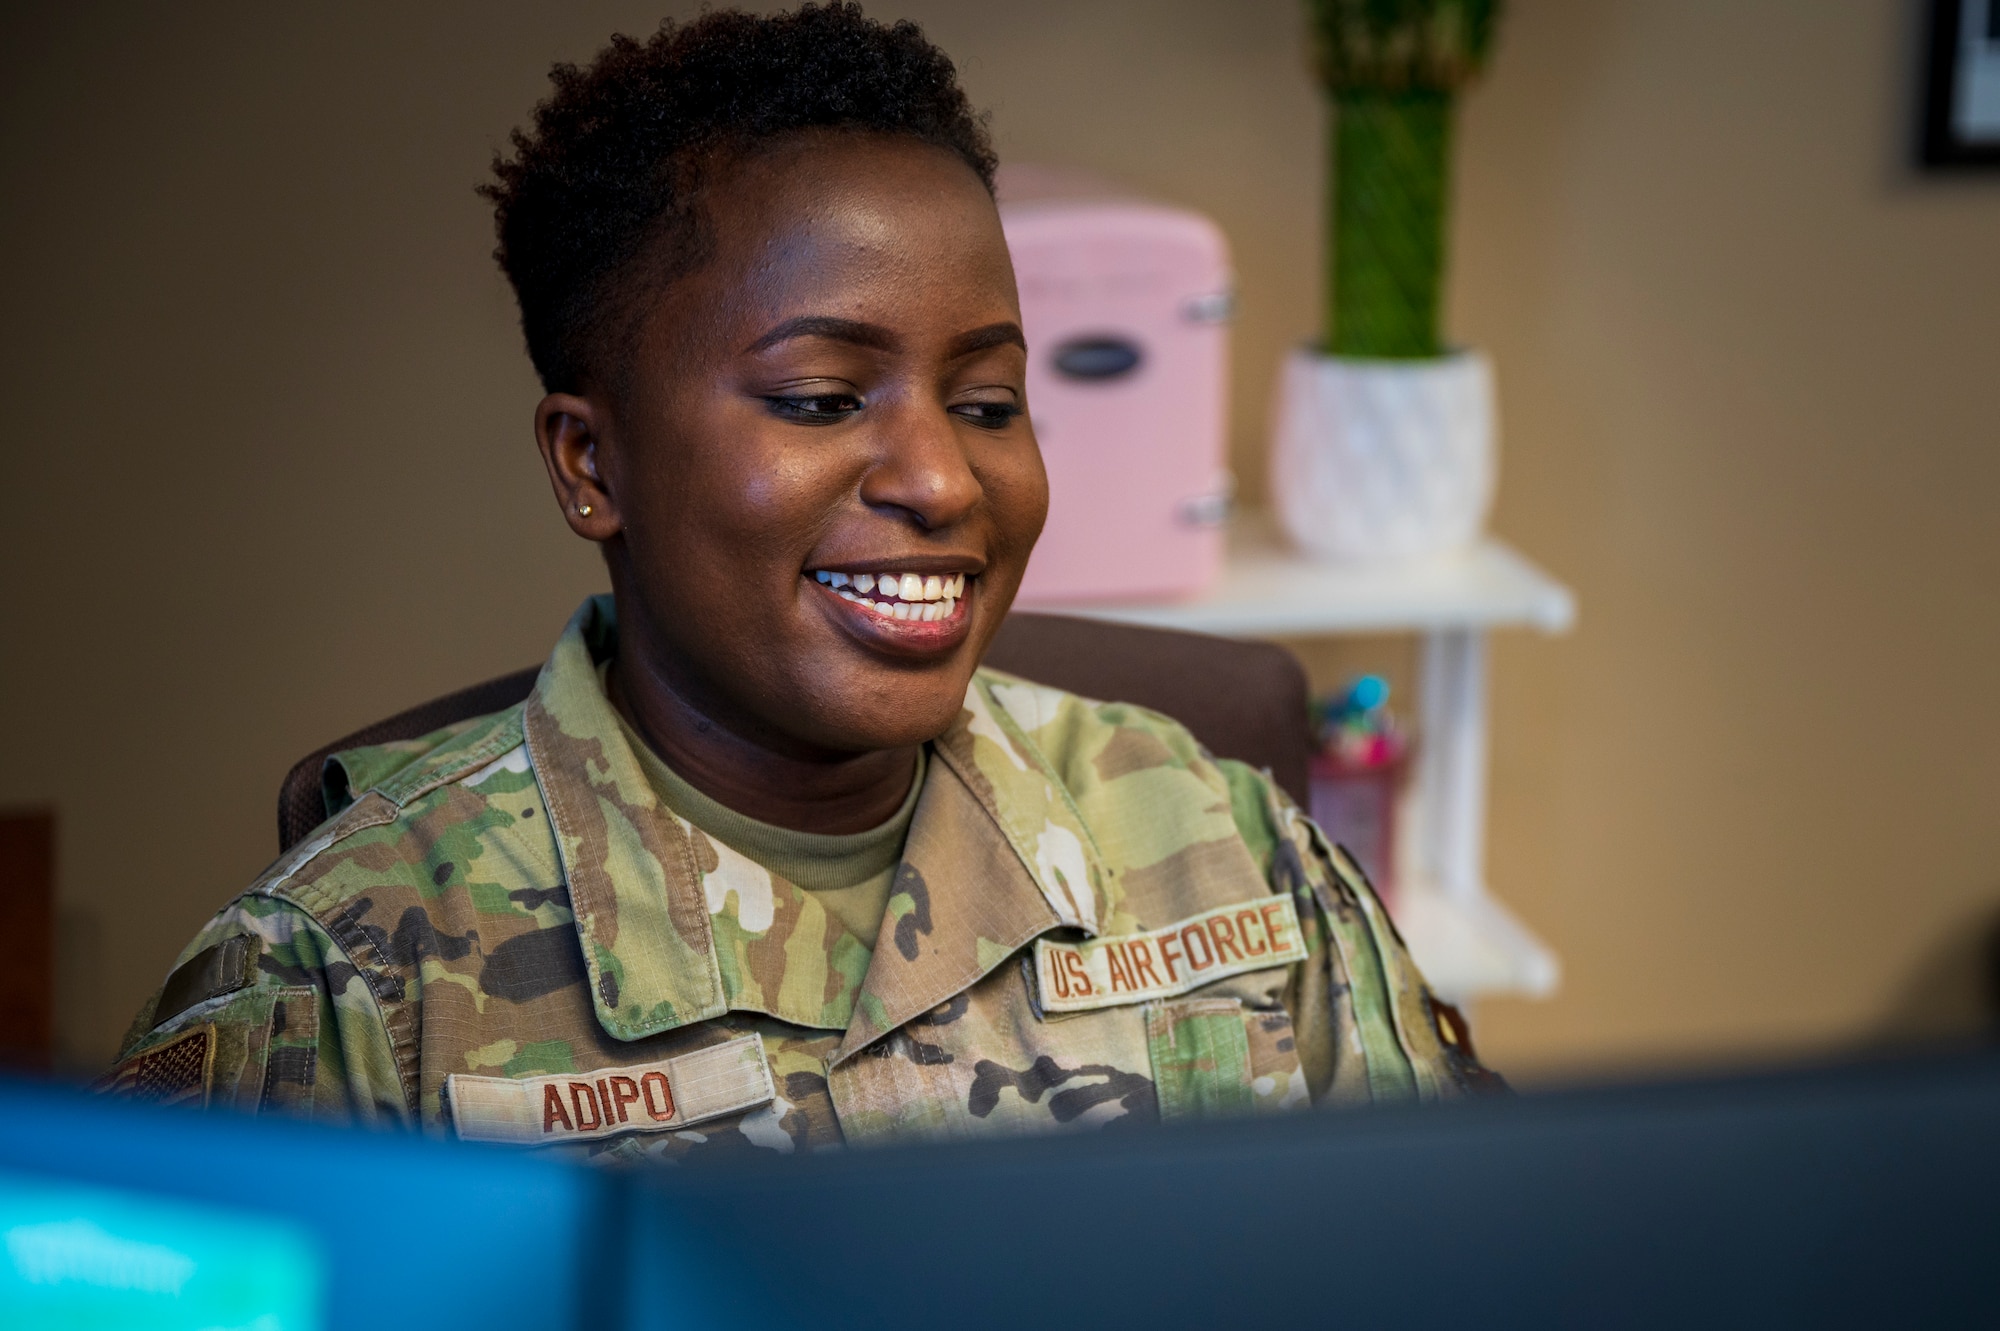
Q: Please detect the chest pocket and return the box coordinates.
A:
[1145,998,1309,1122]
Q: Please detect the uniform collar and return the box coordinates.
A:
[522,596,726,1041]
[522,596,1116,1054]
[826,673,1121,1065]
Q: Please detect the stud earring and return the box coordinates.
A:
[577,503,593,517]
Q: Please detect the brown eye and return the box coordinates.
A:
[949,401,1022,430]
[764,393,862,424]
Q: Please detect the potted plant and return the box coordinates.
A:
[1272,0,1503,563]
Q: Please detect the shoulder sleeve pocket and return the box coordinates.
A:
[98,984,320,1119]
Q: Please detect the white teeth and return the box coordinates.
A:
[828,585,967,624]
[819,570,971,608]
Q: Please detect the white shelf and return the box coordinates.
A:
[1394,883,1560,1005]
[1023,511,1572,1004]
[1017,512,1575,638]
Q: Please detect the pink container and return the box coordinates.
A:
[999,167,1233,605]
[1308,751,1405,908]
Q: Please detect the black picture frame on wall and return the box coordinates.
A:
[1922,0,2000,167]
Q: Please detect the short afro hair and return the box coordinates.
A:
[481,3,997,395]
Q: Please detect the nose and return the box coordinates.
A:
[857,399,982,531]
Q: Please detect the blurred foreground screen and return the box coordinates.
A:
[0,1078,610,1331]
[1,1173,322,1329]
[2,1049,1998,1329]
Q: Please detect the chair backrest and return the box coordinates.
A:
[978,612,1310,802]
[277,612,1310,854]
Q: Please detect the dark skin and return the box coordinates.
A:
[535,131,1048,834]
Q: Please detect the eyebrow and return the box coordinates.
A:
[946,322,1028,358]
[744,316,899,355]
[742,316,1027,359]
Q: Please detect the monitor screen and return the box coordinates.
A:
[7,1047,1999,1330]
[1,1170,324,1330]
[623,1047,2000,1330]
[0,1078,611,1331]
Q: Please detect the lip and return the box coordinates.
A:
[806,575,975,660]
[806,556,984,579]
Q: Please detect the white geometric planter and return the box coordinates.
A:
[1270,347,1497,563]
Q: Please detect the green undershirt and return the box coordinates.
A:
[610,694,921,949]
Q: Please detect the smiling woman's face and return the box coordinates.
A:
[545,131,1047,764]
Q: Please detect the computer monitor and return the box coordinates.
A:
[0,1077,613,1331]
[622,1047,2000,1329]
[6,1047,1998,1329]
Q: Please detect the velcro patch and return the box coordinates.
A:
[153,936,255,1030]
[95,1025,215,1107]
[445,1034,774,1147]
[1035,897,1306,1014]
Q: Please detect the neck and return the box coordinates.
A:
[605,632,919,836]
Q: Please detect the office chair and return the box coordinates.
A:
[277,612,1310,854]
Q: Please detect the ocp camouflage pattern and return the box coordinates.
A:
[108,597,1495,1161]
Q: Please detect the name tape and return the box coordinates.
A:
[446,1034,774,1147]
[1034,896,1306,1014]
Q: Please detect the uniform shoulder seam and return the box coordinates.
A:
[259,836,425,1116]
[372,706,528,808]
[253,791,425,1114]
[248,791,401,899]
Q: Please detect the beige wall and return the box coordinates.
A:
[3,1,1996,1078]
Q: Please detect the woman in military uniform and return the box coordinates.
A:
[106,3,1498,1159]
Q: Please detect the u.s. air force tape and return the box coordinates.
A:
[1034,896,1306,1013]
[445,1034,775,1146]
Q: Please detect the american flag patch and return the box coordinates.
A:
[95,1025,215,1107]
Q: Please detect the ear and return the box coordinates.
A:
[534,393,619,540]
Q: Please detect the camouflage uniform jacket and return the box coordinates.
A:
[108,597,1492,1162]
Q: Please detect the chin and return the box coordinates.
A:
[797,681,971,755]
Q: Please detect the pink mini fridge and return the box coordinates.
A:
[998,166,1234,605]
